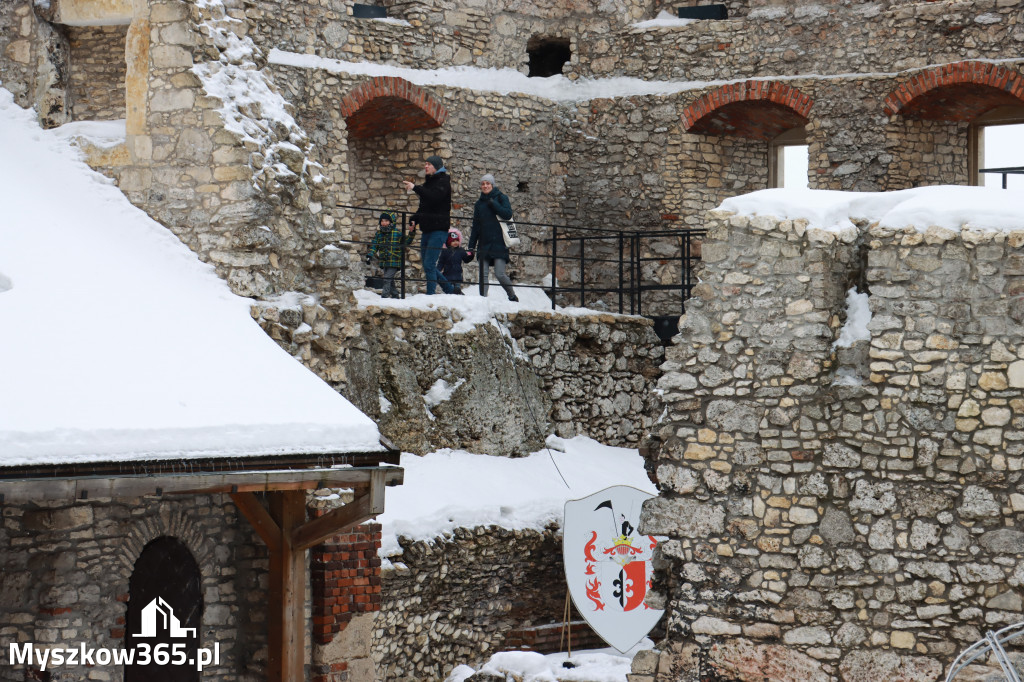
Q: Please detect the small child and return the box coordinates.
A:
[438,229,473,294]
[367,211,415,298]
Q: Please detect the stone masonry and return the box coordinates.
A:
[0,495,269,681]
[3,0,1024,680]
[638,208,1024,681]
[3,0,1022,396]
[255,300,665,456]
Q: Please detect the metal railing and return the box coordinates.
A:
[945,621,1024,681]
[979,166,1024,189]
[335,204,705,318]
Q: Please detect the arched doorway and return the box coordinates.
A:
[125,536,203,682]
[883,61,1024,189]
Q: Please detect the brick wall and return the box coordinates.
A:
[310,522,383,646]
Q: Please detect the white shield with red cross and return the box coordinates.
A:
[563,485,664,652]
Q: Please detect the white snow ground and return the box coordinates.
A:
[376,435,657,559]
[444,639,654,682]
[0,89,382,465]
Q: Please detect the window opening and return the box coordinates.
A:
[527,37,570,78]
[769,128,808,189]
[974,107,1024,191]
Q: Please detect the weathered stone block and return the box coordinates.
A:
[640,498,725,536]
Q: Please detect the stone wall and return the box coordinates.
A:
[67,25,128,121]
[243,0,651,75]
[310,305,664,456]
[375,526,570,681]
[2,0,1017,335]
[0,495,268,682]
[1,1,72,128]
[637,209,1024,681]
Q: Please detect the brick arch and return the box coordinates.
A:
[681,81,813,140]
[883,62,1024,120]
[115,507,217,576]
[340,77,448,139]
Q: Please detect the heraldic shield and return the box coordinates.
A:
[563,485,664,653]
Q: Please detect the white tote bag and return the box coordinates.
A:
[499,216,520,247]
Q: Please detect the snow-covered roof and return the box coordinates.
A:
[0,89,383,468]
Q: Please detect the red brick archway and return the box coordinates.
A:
[681,81,813,140]
[883,62,1024,121]
[340,77,448,139]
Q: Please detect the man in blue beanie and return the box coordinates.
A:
[403,154,453,294]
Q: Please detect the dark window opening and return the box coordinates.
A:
[517,181,529,192]
[527,37,570,78]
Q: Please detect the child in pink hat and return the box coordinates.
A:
[437,228,472,294]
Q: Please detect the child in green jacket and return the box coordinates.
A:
[367,211,415,298]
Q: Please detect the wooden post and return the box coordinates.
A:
[268,490,306,682]
[228,471,396,682]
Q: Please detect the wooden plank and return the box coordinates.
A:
[291,470,387,551]
[292,493,371,552]
[0,467,404,503]
[230,492,282,552]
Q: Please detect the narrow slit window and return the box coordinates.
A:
[769,128,808,189]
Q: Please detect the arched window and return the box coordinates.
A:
[125,537,203,682]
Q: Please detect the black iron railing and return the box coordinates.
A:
[979,166,1024,189]
[335,204,705,318]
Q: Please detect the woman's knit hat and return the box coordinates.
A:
[481,173,496,184]
[426,155,444,171]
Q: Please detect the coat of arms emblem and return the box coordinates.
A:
[563,485,664,652]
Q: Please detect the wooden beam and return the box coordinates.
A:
[230,492,281,552]
[267,491,306,682]
[292,470,386,551]
[0,467,404,503]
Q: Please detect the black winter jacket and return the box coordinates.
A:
[438,246,472,283]
[468,188,513,262]
[411,171,452,233]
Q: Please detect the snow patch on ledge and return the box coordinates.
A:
[631,10,696,29]
[718,186,1024,234]
[48,119,126,149]
[354,286,634,334]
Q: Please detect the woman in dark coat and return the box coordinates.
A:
[467,173,518,301]
[403,154,453,295]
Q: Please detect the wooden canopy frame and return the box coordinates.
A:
[231,469,394,682]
